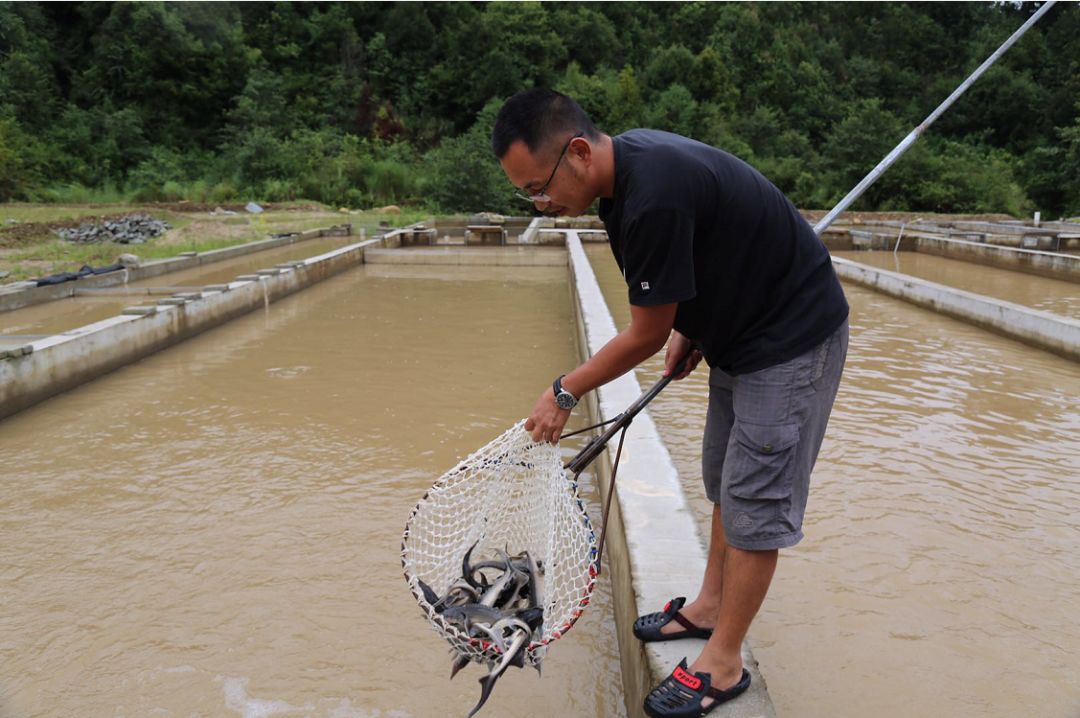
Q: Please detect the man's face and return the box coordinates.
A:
[499,135,592,217]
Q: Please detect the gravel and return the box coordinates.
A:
[54,214,170,244]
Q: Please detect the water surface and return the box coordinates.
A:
[0,261,625,717]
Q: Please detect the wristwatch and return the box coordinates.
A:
[552,374,578,410]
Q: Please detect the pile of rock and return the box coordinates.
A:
[55,215,170,244]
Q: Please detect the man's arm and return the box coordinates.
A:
[525,302,677,443]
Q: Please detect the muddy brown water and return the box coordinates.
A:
[0,262,625,717]
[586,244,1080,718]
[833,250,1079,318]
[0,236,352,340]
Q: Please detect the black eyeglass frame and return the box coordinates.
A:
[514,131,585,204]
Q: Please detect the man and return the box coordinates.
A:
[492,89,848,717]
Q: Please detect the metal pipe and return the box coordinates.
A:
[814,1,1057,236]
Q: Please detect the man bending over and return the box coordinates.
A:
[492,89,848,717]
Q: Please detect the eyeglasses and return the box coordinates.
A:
[515,132,584,204]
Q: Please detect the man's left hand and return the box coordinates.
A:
[525,386,571,443]
[664,330,703,380]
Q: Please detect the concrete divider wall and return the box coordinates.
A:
[832,256,1080,362]
[911,234,1080,283]
[0,225,354,314]
[565,232,775,718]
[364,245,566,267]
[0,233,390,420]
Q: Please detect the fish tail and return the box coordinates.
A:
[466,674,498,718]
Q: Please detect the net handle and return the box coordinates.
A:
[564,347,696,474]
[565,346,697,574]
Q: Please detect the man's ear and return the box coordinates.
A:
[569,137,592,166]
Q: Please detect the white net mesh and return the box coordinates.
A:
[401,421,598,667]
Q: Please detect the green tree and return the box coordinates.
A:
[646,84,699,139]
[606,66,645,135]
[424,101,517,214]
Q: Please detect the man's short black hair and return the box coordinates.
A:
[491,89,599,158]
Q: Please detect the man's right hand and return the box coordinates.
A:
[663,330,702,380]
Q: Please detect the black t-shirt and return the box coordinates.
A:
[598,129,849,375]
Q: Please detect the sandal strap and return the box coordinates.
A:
[704,668,751,701]
[669,611,703,633]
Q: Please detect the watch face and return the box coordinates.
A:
[555,392,577,410]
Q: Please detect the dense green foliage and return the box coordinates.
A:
[1,2,1077,215]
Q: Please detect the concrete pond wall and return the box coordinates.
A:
[0,225,357,314]
[835,223,1080,283]
[830,256,1080,362]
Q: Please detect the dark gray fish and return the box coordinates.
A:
[466,628,530,718]
[478,562,519,608]
[438,544,549,709]
[433,581,481,612]
[417,579,440,607]
[462,540,482,590]
[442,604,507,626]
[516,606,544,631]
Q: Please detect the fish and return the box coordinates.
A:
[478,560,519,608]
[466,627,530,718]
[432,542,548,714]
[522,551,544,646]
[417,579,441,607]
[441,603,509,626]
[462,540,483,591]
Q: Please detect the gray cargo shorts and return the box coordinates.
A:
[703,319,848,551]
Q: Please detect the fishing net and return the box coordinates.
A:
[401,420,598,667]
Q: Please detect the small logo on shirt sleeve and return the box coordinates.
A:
[640,281,650,291]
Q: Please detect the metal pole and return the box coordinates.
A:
[814,1,1057,236]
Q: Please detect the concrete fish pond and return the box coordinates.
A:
[3,217,1077,717]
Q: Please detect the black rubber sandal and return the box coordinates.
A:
[633,597,714,642]
[643,658,751,718]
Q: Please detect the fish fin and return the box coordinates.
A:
[450,654,470,681]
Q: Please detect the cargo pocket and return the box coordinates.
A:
[727,421,801,500]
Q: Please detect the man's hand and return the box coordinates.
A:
[663,330,703,380]
[525,386,571,443]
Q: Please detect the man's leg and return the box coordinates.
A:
[690,545,777,694]
[690,320,848,698]
[658,366,736,636]
[658,503,726,635]
[650,320,848,703]
[660,505,779,692]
